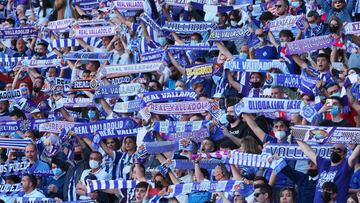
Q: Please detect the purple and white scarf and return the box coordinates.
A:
[38,121,77,133]
[208,27,251,41]
[291,125,360,144]
[148,100,210,115]
[162,21,216,34]
[94,83,143,98]
[142,90,197,104]
[70,26,117,38]
[234,98,303,115]
[0,88,24,101]
[102,62,164,78]
[71,79,98,91]
[113,0,144,10]
[265,73,300,88]
[21,59,62,68]
[264,144,332,160]
[63,51,112,61]
[269,15,305,31]
[60,97,95,108]
[47,18,75,31]
[224,59,289,74]
[113,100,142,113]
[344,21,360,35]
[0,27,38,39]
[0,138,32,150]
[285,35,335,55]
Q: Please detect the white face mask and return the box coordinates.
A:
[213,16,220,24]
[89,160,100,169]
[230,20,237,27]
[175,87,183,91]
[280,42,286,47]
[274,131,287,140]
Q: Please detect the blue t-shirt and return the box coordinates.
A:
[314,156,354,203]
[350,168,360,189]
[255,45,278,60]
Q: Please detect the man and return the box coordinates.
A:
[26,143,50,172]
[315,96,353,127]
[132,182,149,202]
[76,151,110,200]
[280,160,318,202]
[321,182,337,203]
[275,0,290,17]
[21,174,45,198]
[271,86,285,99]
[63,144,90,201]
[253,184,272,203]
[297,140,360,203]
[305,11,328,37]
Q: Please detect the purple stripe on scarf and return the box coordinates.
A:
[285,35,335,55]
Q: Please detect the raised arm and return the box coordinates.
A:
[76,38,94,52]
[291,54,309,69]
[296,140,317,164]
[267,31,279,47]
[167,52,186,75]
[243,113,266,142]
[226,70,241,92]
[348,145,360,168]
[215,42,233,60]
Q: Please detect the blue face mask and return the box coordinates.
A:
[330,105,339,115]
[157,37,167,46]
[88,110,96,120]
[331,92,341,97]
[239,52,248,59]
[52,168,62,176]
[291,1,300,7]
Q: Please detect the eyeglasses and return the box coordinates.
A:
[275,4,283,8]
[254,192,263,197]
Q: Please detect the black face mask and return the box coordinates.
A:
[321,191,332,203]
[74,153,83,161]
[251,82,262,88]
[329,25,339,34]
[155,181,163,189]
[33,87,42,92]
[307,169,318,177]
[330,152,342,163]
[226,115,237,123]
[148,87,157,92]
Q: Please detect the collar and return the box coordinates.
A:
[309,175,319,181]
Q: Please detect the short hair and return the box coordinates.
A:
[278,0,289,6]
[254,176,268,184]
[322,181,337,193]
[259,11,275,22]
[10,107,26,119]
[272,86,284,93]
[191,33,203,41]
[148,80,163,90]
[26,143,38,153]
[324,81,340,90]
[279,30,294,41]
[307,11,320,19]
[255,184,272,197]
[273,118,289,127]
[91,151,103,159]
[229,9,241,21]
[136,181,149,189]
[23,174,37,189]
[317,53,331,62]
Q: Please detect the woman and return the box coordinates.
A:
[347,194,359,203]
[279,187,296,203]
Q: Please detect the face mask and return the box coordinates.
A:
[291,1,299,7]
[309,23,318,29]
[190,40,198,45]
[274,131,287,140]
[33,87,42,92]
[331,92,341,97]
[88,110,96,120]
[148,87,157,92]
[280,42,286,47]
[239,52,248,59]
[321,191,332,202]
[226,115,237,123]
[307,169,318,177]
[175,87,183,91]
[179,16,183,21]
[213,16,220,23]
[329,25,339,34]
[251,82,262,88]
[330,152,342,163]
[157,37,167,46]
[74,153,83,161]
[330,106,339,116]
[89,160,100,169]
[258,37,264,43]
[52,168,62,176]
[230,20,237,27]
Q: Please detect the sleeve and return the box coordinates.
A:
[281,164,307,185]
[316,156,328,172]
[316,0,331,13]
[4,47,15,57]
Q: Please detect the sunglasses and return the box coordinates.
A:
[275,4,283,8]
[254,192,263,197]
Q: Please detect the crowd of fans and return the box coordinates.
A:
[0,0,359,202]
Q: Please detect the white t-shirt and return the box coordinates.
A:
[79,168,110,200]
[23,189,46,198]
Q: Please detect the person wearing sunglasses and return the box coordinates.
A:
[274,0,290,17]
[253,184,272,203]
[297,140,360,203]
[315,0,354,23]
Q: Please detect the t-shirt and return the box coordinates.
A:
[23,189,46,198]
[314,156,354,203]
[255,45,278,59]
